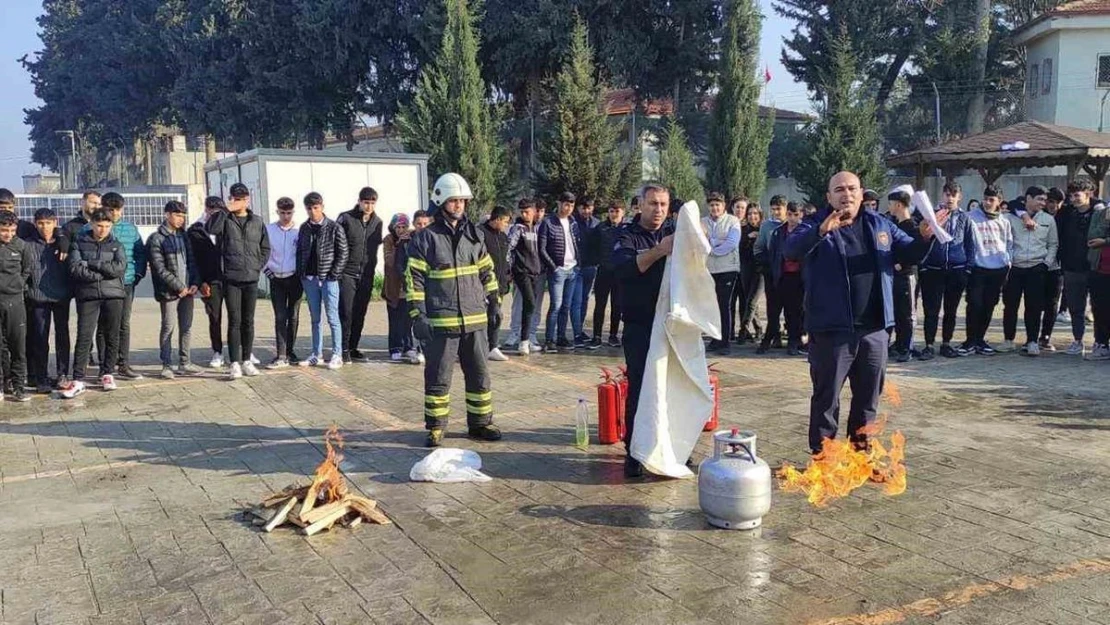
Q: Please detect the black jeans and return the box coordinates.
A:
[738,263,764,339]
[29,300,70,384]
[224,280,258,364]
[621,322,652,451]
[965,267,1008,345]
[269,275,302,360]
[340,270,375,355]
[387,299,413,354]
[0,296,27,387]
[1063,271,1090,341]
[74,298,123,379]
[1041,269,1063,340]
[513,270,542,344]
[1090,272,1110,345]
[711,271,738,346]
[202,281,224,354]
[487,297,502,351]
[1002,264,1047,344]
[779,273,804,347]
[760,271,782,346]
[96,284,133,369]
[807,328,887,454]
[592,267,622,340]
[892,273,916,352]
[919,268,968,346]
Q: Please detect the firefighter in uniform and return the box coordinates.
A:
[406,173,503,447]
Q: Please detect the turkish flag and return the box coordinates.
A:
[764,66,772,83]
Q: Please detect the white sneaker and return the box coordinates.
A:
[209,352,224,368]
[101,374,117,391]
[488,348,510,362]
[228,362,243,380]
[518,342,531,356]
[1057,311,1071,323]
[60,380,86,399]
[327,354,343,370]
[1024,341,1040,356]
[417,352,426,365]
[298,355,320,367]
[390,352,404,362]
[242,361,260,376]
[249,353,260,365]
[1086,344,1110,361]
[1066,340,1084,356]
[529,341,543,352]
[405,349,422,365]
[997,340,1016,353]
[1086,310,1095,324]
[160,367,175,379]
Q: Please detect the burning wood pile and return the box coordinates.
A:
[244,426,390,535]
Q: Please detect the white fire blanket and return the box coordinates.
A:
[629,201,721,478]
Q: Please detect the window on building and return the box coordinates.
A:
[1099,55,1110,88]
[1042,58,1052,94]
[1029,63,1039,99]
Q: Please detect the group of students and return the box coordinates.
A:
[0,182,389,400]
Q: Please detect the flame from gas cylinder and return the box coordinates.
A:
[777,383,906,507]
[309,425,348,503]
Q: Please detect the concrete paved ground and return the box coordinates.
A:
[1,297,1109,625]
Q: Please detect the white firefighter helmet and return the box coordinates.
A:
[431,173,474,205]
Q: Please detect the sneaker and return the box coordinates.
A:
[501,341,520,353]
[178,363,203,375]
[341,351,352,364]
[997,340,1016,353]
[289,353,302,366]
[1066,340,1084,356]
[326,355,343,371]
[976,342,997,356]
[416,351,426,365]
[573,335,589,349]
[517,342,531,356]
[556,339,575,353]
[919,346,936,361]
[390,352,403,362]
[209,352,224,369]
[59,379,86,399]
[55,375,70,390]
[756,344,769,355]
[242,361,261,376]
[607,336,621,348]
[35,381,52,395]
[1057,310,1071,324]
[101,374,117,391]
[160,367,175,380]
[895,349,912,363]
[529,341,543,352]
[1086,344,1110,361]
[117,364,143,380]
[587,337,603,350]
[403,349,421,365]
[267,357,289,370]
[228,363,243,380]
[1024,341,1040,357]
[488,348,510,362]
[1039,338,1056,352]
[426,428,446,447]
[11,387,30,402]
[298,355,321,367]
[350,350,369,363]
[787,346,801,357]
[467,425,503,442]
[939,344,962,358]
[544,341,558,354]
[249,353,260,365]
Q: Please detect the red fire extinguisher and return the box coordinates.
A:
[704,363,721,432]
[597,366,627,444]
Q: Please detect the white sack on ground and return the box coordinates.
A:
[410,448,492,483]
[630,201,720,478]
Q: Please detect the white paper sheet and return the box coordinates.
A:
[911,190,953,244]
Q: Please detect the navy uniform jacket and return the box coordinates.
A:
[783,207,932,334]
[612,221,675,326]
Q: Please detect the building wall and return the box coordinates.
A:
[1025,31,1061,125]
[1026,24,1110,131]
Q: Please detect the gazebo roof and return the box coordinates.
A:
[886,121,1110,169]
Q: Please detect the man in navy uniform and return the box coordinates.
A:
[784,172,943,455]
[613,183,675,478]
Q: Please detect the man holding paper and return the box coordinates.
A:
[785,172,941,456]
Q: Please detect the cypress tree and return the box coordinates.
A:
[707,0,773,200]
[533,15,639,202]
[656,116,705,209]
[397,0,505,217]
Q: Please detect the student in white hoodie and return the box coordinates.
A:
[1000,186,1057,355]
[960,185,1014,355]
[702,191,742,355]
[263,197,301,368]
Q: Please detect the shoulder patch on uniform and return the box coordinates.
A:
[876,231,891,249]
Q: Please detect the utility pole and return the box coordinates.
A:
[1099,89,1110,132]
[931,82,941,143]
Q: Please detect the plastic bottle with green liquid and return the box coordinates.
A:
[575,398,589,449]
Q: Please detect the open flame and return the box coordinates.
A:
[309,425,348,504]
[777,383,907,507]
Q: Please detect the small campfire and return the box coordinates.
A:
[778,383,907,507]
[243,425,390,534]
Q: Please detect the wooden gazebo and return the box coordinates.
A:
[886,121,1110,196]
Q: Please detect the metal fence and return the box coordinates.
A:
[14,193,185,227]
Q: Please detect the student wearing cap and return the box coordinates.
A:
[960,185,1014,355]
[861,189,880,212]
[23,207,72,394]
[998,186,1056,355]
[147,200,200,378]
[264,197,301,368]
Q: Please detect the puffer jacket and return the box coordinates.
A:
[296,217,349,281]
[406,211,498,334]
[23,230,70,303]
[68,232,126,301]
[148,224,199,302]
[537,215,580,272]
[0,236,32,298]
[508,220,541,276]
[573,214,601,266]
[590,220,625,270]
[480,221,511,296]
[1086,206,1109,271]
[110,220,147,286]
[205,210,270,283]
[336,207,383,278]
[187,220,222,284]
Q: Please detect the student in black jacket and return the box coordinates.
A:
[296,192,348,371]
[188,196,228,369]
[62,209,127,398]
[590,200,626,347]
[0,210,33,402]
[23,208,72,394]
[481,206,512,361]
[336,187,383,363]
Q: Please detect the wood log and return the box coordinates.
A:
[264,497,298,533]
[348,497,391,525]
[299,482,321,518]
[299,498,352,525]
[341,515,362,529]
[302,505,351,536]
[285,512,307,528]
[261,485,308,507]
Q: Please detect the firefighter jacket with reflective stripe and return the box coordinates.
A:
[405,212,498,334]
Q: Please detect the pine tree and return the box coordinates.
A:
[796,34,885,204]
[533,15,639,202]
[396,0,505,217]
[707,0,773,200]
[656,117,705,209]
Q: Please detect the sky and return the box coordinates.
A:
[0,0,811,191]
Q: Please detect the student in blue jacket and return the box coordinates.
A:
[784,171,942,456]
